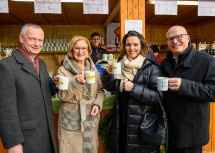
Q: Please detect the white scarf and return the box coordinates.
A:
[114,54,145,92]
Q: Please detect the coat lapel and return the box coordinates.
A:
[39,60,47,85]
[12,50,40,81]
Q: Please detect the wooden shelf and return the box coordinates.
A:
[40,51,67,54]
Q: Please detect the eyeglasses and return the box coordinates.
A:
[73,47,88,52]
[166,34,188,43]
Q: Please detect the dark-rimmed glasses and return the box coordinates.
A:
[166,34,188,43]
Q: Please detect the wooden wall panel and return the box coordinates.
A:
[0,25,105,73]
[145,25,198,47]
[194,22,215,43]
[0,25,105,47]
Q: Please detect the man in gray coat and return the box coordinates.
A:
[0,23,58,153]
[161,25,215,153]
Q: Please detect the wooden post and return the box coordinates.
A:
[120,0,146,42]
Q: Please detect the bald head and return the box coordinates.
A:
[166,26,188,39]
[166,25,190,57]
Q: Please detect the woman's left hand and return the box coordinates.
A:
[90,105,99,116]
[123,79,134,92]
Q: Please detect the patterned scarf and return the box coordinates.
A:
[63,55,94,100]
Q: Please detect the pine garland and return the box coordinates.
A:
[98,111,112,153]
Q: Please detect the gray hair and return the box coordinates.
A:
[20,23,44,35]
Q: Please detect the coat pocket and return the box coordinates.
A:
[62,104,81,131]
[20,120,37,130]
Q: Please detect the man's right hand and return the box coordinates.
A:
[8,144,23,153]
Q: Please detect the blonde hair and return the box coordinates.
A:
[67,36,92,58]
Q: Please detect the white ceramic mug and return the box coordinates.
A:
[58,76,69,90]
[157,77,169,91]
[102,54,108,61]
[108,54,115,60]
[85,71,95,84]
[112,62,121,74]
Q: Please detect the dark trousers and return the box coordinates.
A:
[167,145,202,153]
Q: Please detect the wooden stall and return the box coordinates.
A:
[1,0,215,152]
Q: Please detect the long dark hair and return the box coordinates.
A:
[120,30,149,58]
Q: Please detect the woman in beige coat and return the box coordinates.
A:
[57,36,105,153]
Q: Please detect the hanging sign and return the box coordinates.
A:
[0,0,8,13]
[198,0,215,16]
[83,0,108,14]
[34,0,61,14]
[106,23,120,51]
[125,20,142,34]
[155,0,177,15]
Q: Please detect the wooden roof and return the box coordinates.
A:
[0,0,214,27]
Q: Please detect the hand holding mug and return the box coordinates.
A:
[168,77,181,91]
[53,75,59,86]
[105,63,113,74]
[76,71,86,84]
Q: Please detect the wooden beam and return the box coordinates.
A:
[120,0,127,43]
[103,0,120,27]
[120,0,146,40]
[35,14,49,25]
[139,0,145,37]
[9,14,24,25]
[61,5,68,25]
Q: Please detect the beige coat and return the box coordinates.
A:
[57,57,104,153]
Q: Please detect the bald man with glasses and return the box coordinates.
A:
[161,25,215,153]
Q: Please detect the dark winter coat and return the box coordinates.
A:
[161,43,215,148]
[90,45,109,64]
[102,52,164,153]
[0,50,57,153]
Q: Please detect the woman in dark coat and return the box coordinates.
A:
[102,30,164,153]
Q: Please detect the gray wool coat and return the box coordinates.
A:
[0,50,57,153]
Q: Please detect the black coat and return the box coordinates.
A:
[0,50,57,153]
[102,52,164,153]
[161,43,215,148]
[90,45,109,64]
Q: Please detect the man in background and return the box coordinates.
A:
[90,32,108,64]
[0,23,58,153]
[161,25,215,153]
[150,44,162,64]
